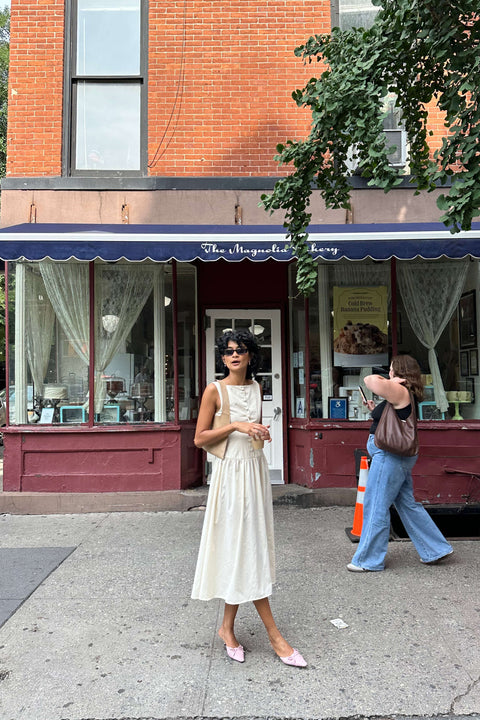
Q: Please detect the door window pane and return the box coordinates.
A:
[259,347,272,374]
[235,318,252,333]
[75,83,141,170]
[77,0,141,76]
[252,319,271,344]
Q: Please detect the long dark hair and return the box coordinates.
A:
[390,355,424,401]
[216,329,261,379]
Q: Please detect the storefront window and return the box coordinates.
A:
[94,261,155,423]
[7,260,90,424]
[395,259,478,421]
[6,260,199,427]
[299,257,480,422]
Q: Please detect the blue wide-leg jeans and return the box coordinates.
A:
[351,434,453,571]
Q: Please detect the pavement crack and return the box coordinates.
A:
[450,671,480,712]
[198,599,223,717]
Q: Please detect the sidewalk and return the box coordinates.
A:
[0,505,479,720]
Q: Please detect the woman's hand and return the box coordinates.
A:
[366,399,375,412]
[235,421,271,442]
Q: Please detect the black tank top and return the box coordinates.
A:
[369,399,417,434]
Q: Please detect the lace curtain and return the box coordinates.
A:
[94,264,154,412]
[25,268,56,396]
[397,260,468,413]
[331,262,391,301]
[40,261,154,415]
[40,261,90,366]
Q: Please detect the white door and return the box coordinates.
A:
[205,309,284,484]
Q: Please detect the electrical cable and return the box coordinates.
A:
[148,0,187,168]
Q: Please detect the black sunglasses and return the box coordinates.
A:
[223,347,248,356]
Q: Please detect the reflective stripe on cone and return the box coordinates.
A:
[350,455,369,538]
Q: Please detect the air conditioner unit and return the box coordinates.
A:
[384,129,407,167]
[345,129,407,173]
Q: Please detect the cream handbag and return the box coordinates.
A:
[204,382,230,459]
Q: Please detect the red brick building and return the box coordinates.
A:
[0,1,479,511]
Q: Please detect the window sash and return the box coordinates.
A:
[74,81,142,171]
[66,0,147,176]
[332,0,378,30]
[76,0,141,77]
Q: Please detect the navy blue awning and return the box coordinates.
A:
[1,222,480,262]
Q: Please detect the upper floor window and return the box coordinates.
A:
[331,0,378,31]
[330,4,407,170]
[67,0,147,176]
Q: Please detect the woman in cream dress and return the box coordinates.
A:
[192,330,306,667]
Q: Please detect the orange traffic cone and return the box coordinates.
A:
[346,455,369,542]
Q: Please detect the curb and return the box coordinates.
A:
[0,485,357,515]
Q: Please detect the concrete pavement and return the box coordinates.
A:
[0,505,479,720]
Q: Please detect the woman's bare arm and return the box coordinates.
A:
[364,374,410,408]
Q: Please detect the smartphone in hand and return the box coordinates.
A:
[358,385,368,404]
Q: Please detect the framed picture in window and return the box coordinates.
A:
[328,397,348,420]
[423,385,435,401]
[459,290,477,349]
[464,377,475,403]
[460,350,469,376]
[98,405,120,423]
[469,349,479,376]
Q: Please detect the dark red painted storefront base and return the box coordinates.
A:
[289,422,480,505]
[2,424,202,493]
[2,420,479,506]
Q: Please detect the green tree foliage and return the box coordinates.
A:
[0,5,9,178]
[262,0,480,295]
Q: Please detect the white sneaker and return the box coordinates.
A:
[421,549,454,565]
[347,563,370,572]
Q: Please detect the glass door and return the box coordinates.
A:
[205,309,284,484]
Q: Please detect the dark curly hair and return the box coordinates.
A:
[390,355,424,401]
[216,329,261,379]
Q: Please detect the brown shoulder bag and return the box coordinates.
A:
[374,392,418,457]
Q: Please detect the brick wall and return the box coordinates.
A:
[7,0,65,177]
[147,1,326,176]
[6,0,326,178]
[5,0,451,179]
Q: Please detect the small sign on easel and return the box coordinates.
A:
[39,407,55,424]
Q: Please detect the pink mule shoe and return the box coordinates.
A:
[279,648,307,668]
[225,643,245,663]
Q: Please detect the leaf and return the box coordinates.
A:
[262,1,480,295]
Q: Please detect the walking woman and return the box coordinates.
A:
[191,329,306,667]
[348,355,453,572]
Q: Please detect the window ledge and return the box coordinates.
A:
[0,175,451,192]
[2,423,181,433]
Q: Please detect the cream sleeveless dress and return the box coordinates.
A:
[191,380,275,604]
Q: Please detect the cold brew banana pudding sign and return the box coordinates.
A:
[333,286,389,368]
